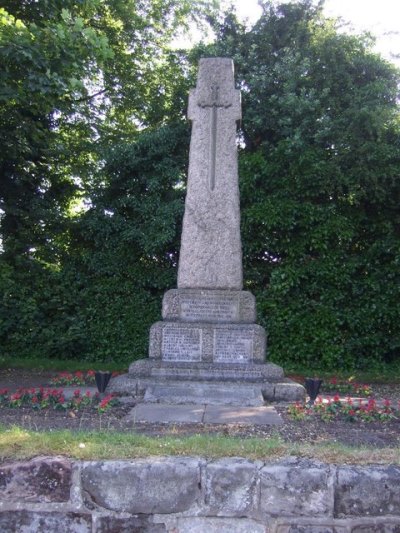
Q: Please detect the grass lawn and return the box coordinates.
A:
[0,425,399,465]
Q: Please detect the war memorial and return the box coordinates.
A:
[111,58,304,406]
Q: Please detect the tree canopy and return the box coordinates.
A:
[1,0,399,371]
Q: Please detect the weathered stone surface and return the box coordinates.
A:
[81,458,202,514]
[275,525,346,533]
[95,515,166,532]
[262,381,306,402]
[155,516,267,533]
[109,364,285,398]
[274,523,347,533]
[204,458,262,516]
[144,382,264,406]
[260,459,334,517]
[109,360,303,403]
[203,404,283,424]
[0,510,91,532]
[149,321,266,363]
[162,289,256,323]
[335,465,400,517]
[124,359,284,381]
[0,456,72,503]
[350,522,400,532]
[129,403,205,423]
[177,58,242,290]
[126,403,283,425]
[1,458,400,533]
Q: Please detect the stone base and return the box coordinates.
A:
[109,359,305,404]
[128,359,284,381]
[110,286,305,405]
[144,382,265,406]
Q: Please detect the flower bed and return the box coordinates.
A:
[50,370,95,387]
[288,395,399,423]
[321,377,372,397]
[0,387,119,413]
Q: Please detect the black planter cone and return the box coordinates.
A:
[95,371,112,393]
[304,378,323,405]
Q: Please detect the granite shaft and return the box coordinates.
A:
[177,58,243,289]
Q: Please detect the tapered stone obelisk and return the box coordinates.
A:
[178,58,242,289]
[110,58,305,405]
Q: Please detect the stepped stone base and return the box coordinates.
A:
[109,360,305,404]
[130,359,284,381]
[110,287,305,405]
[144,382,265,406]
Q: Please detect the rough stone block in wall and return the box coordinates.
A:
[335,465,400,517]
[259,458,334,518]
[0,510,92,532]
[0,455,72,503]
[81,457,203,514]
[94,514,166,533]
[153,516,268,533]
[204,458,262,517]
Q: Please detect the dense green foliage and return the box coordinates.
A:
[1,1,399,370]
[0,0,204,361]
[210,2,400,369]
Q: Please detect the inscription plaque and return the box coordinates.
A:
[180,294,238,322]
[214,329,253,363]
[162,327,202,362]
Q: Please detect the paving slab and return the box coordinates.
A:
[125,403,283,426]
[127,403,205,424]
[204,405,283,425]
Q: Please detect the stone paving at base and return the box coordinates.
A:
[126,403,283,426]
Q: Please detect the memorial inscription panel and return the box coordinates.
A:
[213,329,253,363]
[162,326,202,362]
[180,294,238,322]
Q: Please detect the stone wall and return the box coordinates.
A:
[1,456,400,532]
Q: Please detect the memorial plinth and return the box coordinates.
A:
[110,58,305,405]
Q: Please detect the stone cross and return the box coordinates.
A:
[110,57,305,405]
[177,58,242,290]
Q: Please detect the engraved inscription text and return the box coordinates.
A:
[180,294,238,322]
[162,327,202,362]
[214,329,253,363]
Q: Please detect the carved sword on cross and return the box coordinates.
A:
[209,84,220,191]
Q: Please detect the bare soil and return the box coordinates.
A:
[0,369,399,449]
